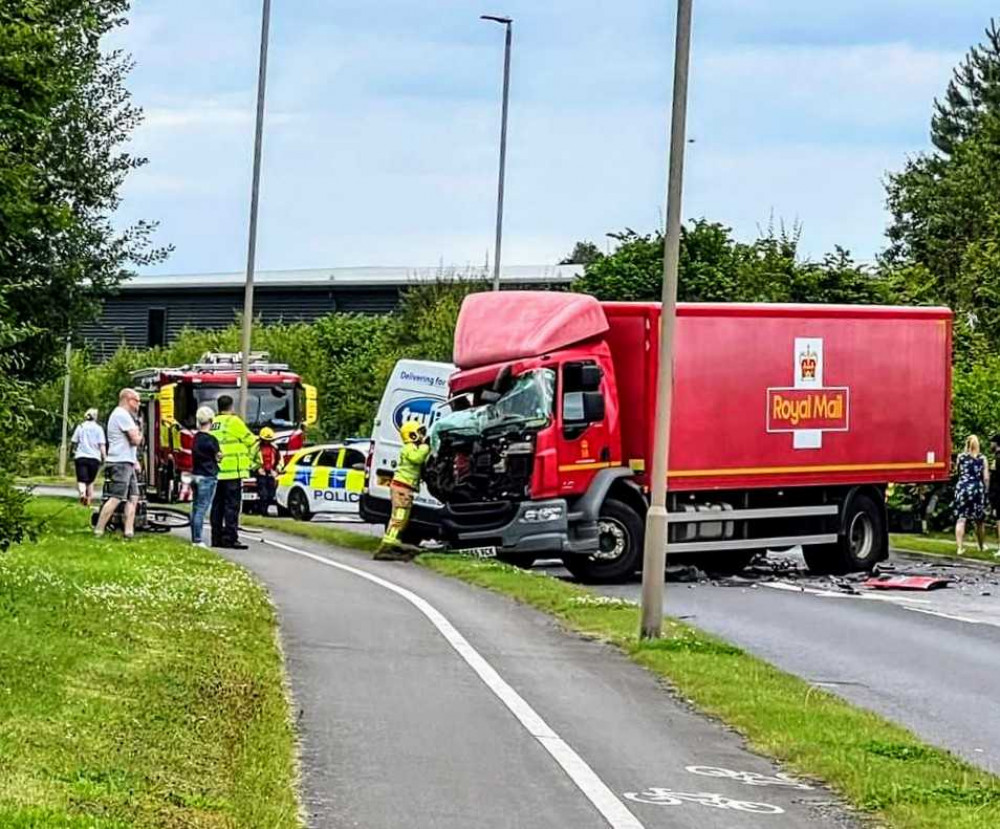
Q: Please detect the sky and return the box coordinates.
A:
[111,0,998,274]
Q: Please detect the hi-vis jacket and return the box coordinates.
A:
[211,413,260,481]
[393,442,430,489]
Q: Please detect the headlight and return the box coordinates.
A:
[520,505,564,523]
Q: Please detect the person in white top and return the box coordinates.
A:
[70,408,106,506]
[94,388,143,539]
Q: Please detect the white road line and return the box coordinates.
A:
[901,606,984,625]
[256,535,646,829]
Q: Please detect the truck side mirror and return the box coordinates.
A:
[563,362,603,392]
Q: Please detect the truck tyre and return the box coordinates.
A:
[288,488,312,522]
[804,492,885,575]
[562,497,643,584]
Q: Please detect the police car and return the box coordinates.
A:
[276,440,371,521]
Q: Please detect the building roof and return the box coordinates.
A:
[122,264,580,291]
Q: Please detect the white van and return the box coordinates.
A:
[359,359,454,538]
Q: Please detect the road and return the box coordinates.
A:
[225,528,856,828]
[571,550,1000,773]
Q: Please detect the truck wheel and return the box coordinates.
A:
[563,498,643,584]
[804,492,885,575]
[288,488,312,522]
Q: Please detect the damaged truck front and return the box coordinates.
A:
[426,291,952,583]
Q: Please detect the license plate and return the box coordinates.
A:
[243,492,258,500]
[464,546,498,559]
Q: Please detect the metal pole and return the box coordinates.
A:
[640,0,694,640]
[239,0,272,419]
[483,16,513,292]
[58,337,72,478]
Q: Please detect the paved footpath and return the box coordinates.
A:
[224,528,857,829]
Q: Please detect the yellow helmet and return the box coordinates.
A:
[400,420,426,444]
[259,427,276,441]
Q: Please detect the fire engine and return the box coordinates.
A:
[132,352,317,503]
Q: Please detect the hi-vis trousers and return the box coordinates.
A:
[381,482,415,546]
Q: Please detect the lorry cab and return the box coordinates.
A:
[359,359,454,539]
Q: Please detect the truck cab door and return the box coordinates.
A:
[558,361,614,493]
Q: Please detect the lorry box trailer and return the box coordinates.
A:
[426,291,952,582]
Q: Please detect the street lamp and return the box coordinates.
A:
[639,0,694,639]
[239,0,272,419]
[481,14,513,292]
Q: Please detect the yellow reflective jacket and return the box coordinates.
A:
[394,442,430,489]
[210,413,259,481]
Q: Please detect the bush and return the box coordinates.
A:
[17,444,61,479]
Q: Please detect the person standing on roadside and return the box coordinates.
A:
[94,389,143,539]
[210,394,258,549]
[954,434,989,556]
[71,408,106,506]
[190,406,222,548]
[374,420,430,561]
[254,426,283,517]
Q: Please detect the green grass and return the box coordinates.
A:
[240,514,380,553]
[230,516,1000,827]
[891,531,999,564]
[0,498,301,828]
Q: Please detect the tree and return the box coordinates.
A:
[559,241,604,266]
[573,220,890,305]
[0,1,167,386]
[0,1,165,548]
[885,19,1000,349]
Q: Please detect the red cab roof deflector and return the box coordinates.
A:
[454,291,610,370]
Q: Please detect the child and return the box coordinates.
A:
[190,406,221,547]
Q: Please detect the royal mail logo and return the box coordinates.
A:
[766,338,850,449]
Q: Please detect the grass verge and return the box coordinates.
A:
[0,498,301,828]
[231,517,1000,826]
[241,514,380,553]
[891,531,999,564]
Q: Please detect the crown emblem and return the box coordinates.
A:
[799,346,818,380]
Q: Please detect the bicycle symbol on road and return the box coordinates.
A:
[623,788,785,814]
[686,765,815,790]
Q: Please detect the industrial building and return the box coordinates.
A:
[80,264,578,359]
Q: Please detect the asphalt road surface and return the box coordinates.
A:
[225,528,856,829]
[569,550,1000,773]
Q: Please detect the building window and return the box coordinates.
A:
[147,308,167,347]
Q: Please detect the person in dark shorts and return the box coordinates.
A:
[94,389,143,539]
[190,406,221,547]
[71,408,106,506]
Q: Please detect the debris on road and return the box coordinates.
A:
[863,575,950,591]
[665,564,708,583]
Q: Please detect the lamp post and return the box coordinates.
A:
[639,0,694,640]
[239,0,272,419]
[481,14,512,292]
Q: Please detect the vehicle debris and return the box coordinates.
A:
[862,575,950,591]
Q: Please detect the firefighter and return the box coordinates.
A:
[374,420,431,561]
[255,427,283,516]
[209,395,259,549]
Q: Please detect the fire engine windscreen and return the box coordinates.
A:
[426,369,555,503]
[178,386,299,430]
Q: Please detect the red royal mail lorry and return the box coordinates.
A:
[424,291,952,582]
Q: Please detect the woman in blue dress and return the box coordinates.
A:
[954,434,989,555]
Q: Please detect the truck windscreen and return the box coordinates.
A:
[180,385,299,430]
